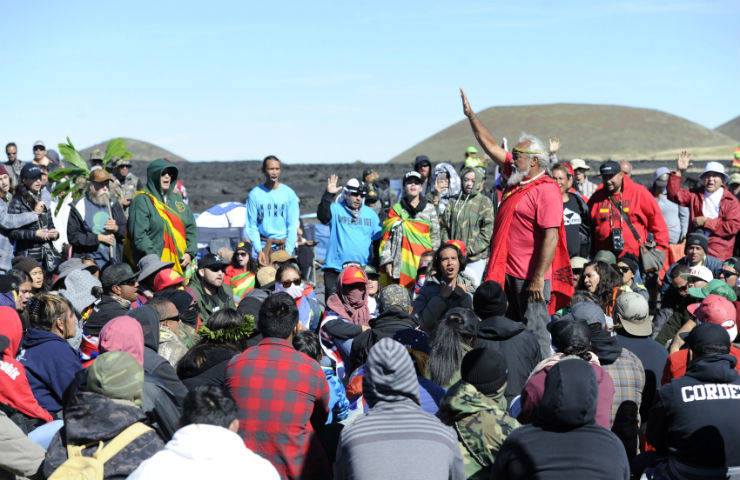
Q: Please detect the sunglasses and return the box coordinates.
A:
[206,265,226,273]
[236,251,249,257]
[121,277,138,286]
[280,278,301,288]
[720,269,738,278]
[33,146,45,151]
[618,266,631,273]
[349,191,367,198]
[160,314,180,322]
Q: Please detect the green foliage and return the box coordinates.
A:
[198,315,255,344]
[102,137,133,168]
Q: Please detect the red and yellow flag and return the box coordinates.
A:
[379,203,433,288]
[133,190,188,274]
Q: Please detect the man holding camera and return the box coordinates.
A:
[588,160,669,259]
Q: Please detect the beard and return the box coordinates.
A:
[507,164,531,186]
[88,189,110,207]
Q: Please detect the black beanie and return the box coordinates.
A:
[618,253,639,274]
[686,233,709,253]
[461,347,508,395]
[473,281,507,319]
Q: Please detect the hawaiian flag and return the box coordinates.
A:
[230,271,256,300]
[379,203,433,288]
[130,190,188,274]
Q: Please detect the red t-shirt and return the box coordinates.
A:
[502,157,563,280]
[661,345,740,385]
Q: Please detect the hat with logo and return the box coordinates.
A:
[688,278,737,301]
[403,171,423,184]
[681,265,714,284]
[341,265,367,285]
[199,253,227,270]
[234,241,250,254]
[599,160,621,177]
[614,292,651,336]
[570,158,590,171]
[344,178,368,195]
[20,163,42,180]
[686,294,738,342]
[699,161,729,183]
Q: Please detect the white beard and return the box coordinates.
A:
[507,165,531,186]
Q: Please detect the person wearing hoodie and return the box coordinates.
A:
[0,307,53,433]
[17,295,81,416]
[188,253,235,322]
[127,386,279,480]
[42,351,165,479]
[473,281,542,405]
[428,162,461,215]
[518,318,615,429]
[317,176,381,301]
[127,158,198,273]
[437,348,519,480]
[413,242,474,333]
[439,167,494,286]
[492,358,630,480]
[334,338,465,480]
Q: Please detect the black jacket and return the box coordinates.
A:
[42,391,164,479]
[67,196,127,261]
[84,296,130,336]
[348,308,418,374]
[176,343,238,392]
[647,354,740,468]
[492,359,629,480]
[8,191,54,262]
[477,316,543,405]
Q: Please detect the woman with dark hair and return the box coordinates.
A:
[17,294,81,415]
[577,260,621,316]
[274,263,322,331]
[412,242,474,333]
[0,166,40,273]
[551,163,591,258]
[8,268,34,318]
[517,319,615,428]
[224,241,256,301]
[11,256,45,293]
[425,307,479,389]
[616,253,649,301]
[176,308,251,391]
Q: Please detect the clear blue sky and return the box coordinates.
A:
[2,0,737,163]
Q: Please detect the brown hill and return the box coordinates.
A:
[389,103,736,163]
[79,137,187,163]
[715,115,740,142]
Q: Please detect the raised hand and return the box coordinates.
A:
[460,88,474,118]
[549,137,561,154]
[327,174,341,194]
[677,149,692,172]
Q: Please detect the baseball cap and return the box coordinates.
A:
[680,323,732,353]
[723,257,740,271]
[344,178,368,195]
[686,294,738,341]
[153,268,184,292]
[560,300,606,329]
[89,168,111,182]
[571,256,588,270]
[32,140,45,149]
[681,265,713,284]
[729,173,740,186]
[199,253,227,270]
[234,241,250,253]
[593,250,618,268]
[599,160,621,177]
[403,171,423,184]
[466,146,479,155]
[100,263,138,288]
[90,149,105,161]
[653,167,671,188]
[341,265,367,285]
[570,158,590,171]
[20,163,42,180]
[699,161,729,183]
[614,292,651,336]
[363,265,380,280]
[688,278,737,301]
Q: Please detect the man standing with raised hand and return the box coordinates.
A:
[460,89,572,357]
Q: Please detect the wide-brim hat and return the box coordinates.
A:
[52,258,99,289]
[699,161,729,183]
[137,254,175,282]
[570,158,589,171]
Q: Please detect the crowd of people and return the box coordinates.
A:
[1,89,740,480]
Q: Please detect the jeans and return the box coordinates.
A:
[324,269,339,303]
[504,275,552,359]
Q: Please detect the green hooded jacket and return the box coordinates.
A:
[188,273,236,322]
[437,381,520,480]
[440,168,494,262]
[127,159,198,263]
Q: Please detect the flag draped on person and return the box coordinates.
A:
[379,203,433,288]
[230,271,256,300]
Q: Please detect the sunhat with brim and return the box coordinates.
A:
[699,161,729,183]
[52,258,98,289]
[136,254,175,282]
[569,158,589,171]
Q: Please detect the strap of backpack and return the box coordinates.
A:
[96,422,152,465]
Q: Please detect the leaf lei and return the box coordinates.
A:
[198,314,255,344]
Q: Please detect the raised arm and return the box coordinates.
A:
[460,88,508,167]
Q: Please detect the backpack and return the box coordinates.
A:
[48,422,152,480]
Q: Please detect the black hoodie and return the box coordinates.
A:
[647,354,740,468]
[491,359,629,480]
[477,315,542,405]
[348,308,418,375]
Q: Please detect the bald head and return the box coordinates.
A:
[620,161,632,177]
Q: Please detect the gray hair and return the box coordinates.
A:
[516,133,550,173]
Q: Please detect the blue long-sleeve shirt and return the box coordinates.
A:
[656,192,689,245]
[244,183,299,255]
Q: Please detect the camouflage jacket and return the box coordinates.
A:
[437,381,520,480]
[159,326,188,367]
[110,172,140,203]
[440,169,494,262]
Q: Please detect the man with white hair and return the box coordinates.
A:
[667,150,740,260]
[460,89,572,357]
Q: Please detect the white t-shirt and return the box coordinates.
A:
[702,188,723,219]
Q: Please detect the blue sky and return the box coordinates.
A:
[2,0,737,163]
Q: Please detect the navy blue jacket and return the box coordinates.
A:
[17,328,81,413]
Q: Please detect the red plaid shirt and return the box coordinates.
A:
[227,337,331,480]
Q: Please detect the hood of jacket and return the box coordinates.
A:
[370,308,418,333]
[63,390,146,443]
[363,337,420,408]
[130,305,160,351]
[0,306,22,357]
[686,354,739,384]
[437,380,507,423]
[458,167,484,199]
[537,358,598,429]
[20,327,67,349]
[432,163,461,199]
[478,316,526,341]
[163,423,251,462]
[145,158,179,202]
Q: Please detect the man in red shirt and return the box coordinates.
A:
[588,160,669,258]
[460,89,572,357]
[227,293,330,479]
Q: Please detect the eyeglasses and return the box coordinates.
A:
[720,269,738,278]
[280,278,301,288]
[618,266,631,274]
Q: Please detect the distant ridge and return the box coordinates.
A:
[715,116,740,142]
[80,137,187,163]
[389,103,736,163]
